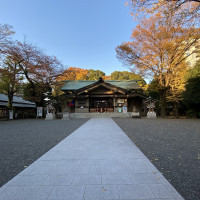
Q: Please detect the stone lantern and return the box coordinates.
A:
[44,97,56,120]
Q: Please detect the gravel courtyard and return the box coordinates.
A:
[114,118,200,200]
[0,118,88,187]
[0,118,199,199]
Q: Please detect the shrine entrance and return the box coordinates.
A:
[89,98,114,113]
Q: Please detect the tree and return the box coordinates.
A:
[182,61,200,117]
[147,79,160,100]
[0,55,23,109]
[0,24,14,55]
[87,69,105,80]
[0,39,25,111]
[51,81,66,113]
[129,0,200,11]
[128,0,200,23]
[57,67,88,81]
[0,24,64,111]
[6,40,62,106]
[116,14,200,116]
[23,82,52,107]
[102,75,111,80]
[182,77,200,117]
[166,63,188,117]
[185,59,200,79]
[15,41,61,83]
[110,71,146,88]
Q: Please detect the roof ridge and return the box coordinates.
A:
[63,80,138,82]
[65,80,96,82]
[106,80,137,82]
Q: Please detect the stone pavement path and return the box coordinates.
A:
[0,118,184,200]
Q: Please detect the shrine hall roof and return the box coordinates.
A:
[61,80,142,91]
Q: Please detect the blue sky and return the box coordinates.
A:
[0,0,138,75]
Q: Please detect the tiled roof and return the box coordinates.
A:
[106,80,141,90]
[61,81,96,90]
[61,80,142,91]
[0,94,36,108]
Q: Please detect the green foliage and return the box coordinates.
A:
[0,72,11,94]
[111,71,136,80]
[87,69,105,80]
[0,73,22,95]
[147,79,160,100]
[185,61,200,80]
[23,82,52,107]
[182,77,200,117]
[182,61,200,117]
[110,71,146,87]
[0,58,23,109]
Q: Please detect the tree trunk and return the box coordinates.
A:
[7,92,13,110]
[7,92,14,120]
[174,102,179,118]
[159,89,166,117]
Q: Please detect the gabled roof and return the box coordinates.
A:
[76,81,127,95]
[61,79,142,91]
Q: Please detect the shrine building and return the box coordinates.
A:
[60,78,146,117]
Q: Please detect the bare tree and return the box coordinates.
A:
[0,24,14,55]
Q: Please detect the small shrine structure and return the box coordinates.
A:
[145,97,157,118]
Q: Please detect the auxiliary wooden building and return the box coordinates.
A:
[0,93,36,120]
[60,78,146,117]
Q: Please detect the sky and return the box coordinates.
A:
[0,0,138,75]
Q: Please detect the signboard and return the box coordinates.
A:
[117,99,124,103]
[118,108,122,113]
[9,110,13,120]
[37,107,43,117]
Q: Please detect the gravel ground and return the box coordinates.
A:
[0,118,88,187]
[114,118,200,200]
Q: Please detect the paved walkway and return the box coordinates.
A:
[0,118,184,200]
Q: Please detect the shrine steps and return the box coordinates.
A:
[67,112,131,118]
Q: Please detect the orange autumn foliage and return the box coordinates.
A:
[116,13,200,116]
[116,14,200,89]
[102,75,111,80]
[57,67,89,81]
[128,0,200,23]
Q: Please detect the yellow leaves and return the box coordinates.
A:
[52,88,64,97]
[166,63,187,102]
[142,84,149,90]
[117,10,199,103]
